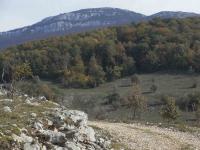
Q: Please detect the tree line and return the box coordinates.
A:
[0,17,200,88]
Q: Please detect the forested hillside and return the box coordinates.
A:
[0,17,200,88]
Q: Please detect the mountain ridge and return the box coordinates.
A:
[0,7,199,49]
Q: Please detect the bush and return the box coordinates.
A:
[150,84,157,93]
[191,83,197,89]
[38,84,54,100]
[196,105,200,123]
[16,80,56,100]
[131,74,140,85]
[160,96,179,122]
[125,84,146,119]
[187,93,200,111]
[105,88,121,110]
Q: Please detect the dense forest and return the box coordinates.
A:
[0,17,200,88]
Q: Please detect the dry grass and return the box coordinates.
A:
[42,73,200,123]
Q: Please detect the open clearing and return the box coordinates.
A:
[44,73,200,122]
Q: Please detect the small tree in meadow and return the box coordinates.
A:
[126,84,146,119]
[160,96,179,122]
[150,84,157,93]
[196,105,200,124]
[191,78,198,89]
[105,85,121,110]
[187,92,200,111]
[131,74,140,85]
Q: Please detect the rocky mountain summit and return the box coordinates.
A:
[148,11,200,19]
[0,7,145,49]
[0,7,199,49]
[0,89,111,150]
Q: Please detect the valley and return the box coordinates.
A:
[0,6,200,149]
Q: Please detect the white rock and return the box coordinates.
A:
[53,145,68,150]
[24,143,40,150]
[20,128,28,134]
[39,96,47,101]
[45,119,53,126]
[12,134,23,143]
[76,126,96,142]
[42,145,47,150]
[0,99,13,102]
[3,106,12,112]
[0,89,7,96]
[33,122,43,130]
[31,113,37,118]
[25,99,31,104]
[104,140,111,148]
[21,133,33,143]
[99,138,105,144]
[12,133,33,143]
[0,91,4,96]
[65,141,81,150]
[39,130,66,146]
[12,124,18,127]
[63,110,88,127]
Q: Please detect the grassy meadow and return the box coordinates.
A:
[42,73,200,124]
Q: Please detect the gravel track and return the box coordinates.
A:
[89,121,200,150]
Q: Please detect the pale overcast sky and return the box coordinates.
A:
[0,0,200,32]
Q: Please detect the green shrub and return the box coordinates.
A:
[150,84,157,93]
[131,74,140,85]
[160,96,179,122]
[16,80,56,100]
[125,84,146,119]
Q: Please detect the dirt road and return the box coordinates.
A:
[89,121,200,150]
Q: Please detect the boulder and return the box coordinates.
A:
[75,126,96,142]
[12,133,33,144]
[51,110,96,143]
[24,143,40,150]
[33,122,43,130]
[25,99,31,104]
[63,110,88,127]
[20,133,33,143]
[39,130,66,146]
[65,141,81,150]
[0,91,4,96]
[53,145,68,150]
[3,106,12,113]
[39,96,47,101]
[31,113,37,118]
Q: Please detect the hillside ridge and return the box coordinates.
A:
[0,7,199,48]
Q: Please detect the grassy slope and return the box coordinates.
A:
[43,73,200,123]
[0,95,58,146]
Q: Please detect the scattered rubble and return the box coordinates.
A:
[0,89,111,150]
[3,106,12,113]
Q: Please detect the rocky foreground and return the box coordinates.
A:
[0,89,111,150]
[1,89,200,150]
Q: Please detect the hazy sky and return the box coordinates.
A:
[0,0,200,32]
